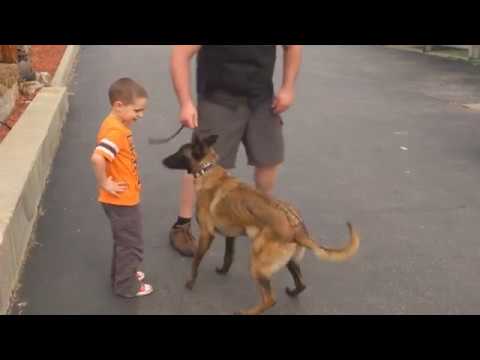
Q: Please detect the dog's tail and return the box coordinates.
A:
[296,222,359,262]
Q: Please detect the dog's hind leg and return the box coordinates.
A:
[286,261,306,297]
[185,231,214,290]
[236,235,295,315]
[236,272,276,316]
[285,247,306,297]
[216,237,235,275]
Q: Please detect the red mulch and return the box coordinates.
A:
[0,45,67,143]
[31,45,66,75]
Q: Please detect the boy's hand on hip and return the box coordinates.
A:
[102,176,128,197]
[272,87,295,115]
[180,102,198,129]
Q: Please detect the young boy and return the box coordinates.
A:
[91,77,154,298]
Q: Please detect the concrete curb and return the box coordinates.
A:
[0,45,79,314]
[385,45,479,65]
[463,103,480,111]
[51,45,80,87]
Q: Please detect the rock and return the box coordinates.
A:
[16,45,31,62]
[18,60,36,81]
[19,81,44,97]
[0,83,18,124]
[35,72,51,86]
[0,64,20,94]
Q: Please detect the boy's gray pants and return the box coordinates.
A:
[102,203,143,298]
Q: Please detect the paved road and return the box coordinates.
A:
[9,46,480,314]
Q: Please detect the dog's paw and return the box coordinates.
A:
[185,280,195,290]
[215,267,228,275]
[285,285,306,298]
[285,287,297,297]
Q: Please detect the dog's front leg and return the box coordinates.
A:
[216,237,235,275]
[185,230,214,290]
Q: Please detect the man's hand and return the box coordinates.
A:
[274,45,302,115]
[179,101,198,129]
[272,86,295,114]
[102,176,128,197]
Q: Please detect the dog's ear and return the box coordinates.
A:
[192,132,201,146]
[203,134,218,148]
[191,133,206,161]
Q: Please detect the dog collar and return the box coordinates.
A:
[193,160,217,178]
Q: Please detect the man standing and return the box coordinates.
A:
[169,45,303,257]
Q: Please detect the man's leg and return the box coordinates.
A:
[179,172,195,219]
[254,165,280,195]
[245,102,285,195]
[169,95,247,257]
[169,172,197,257]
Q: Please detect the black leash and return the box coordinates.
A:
[148,125,185,145]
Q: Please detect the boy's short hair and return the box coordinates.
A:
[108,78,148,105]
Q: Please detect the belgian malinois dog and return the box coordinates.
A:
[162,134,360,315]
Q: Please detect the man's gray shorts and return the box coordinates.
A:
[193,92,285,169]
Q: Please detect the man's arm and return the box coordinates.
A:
[272,45,303,114]
[170,45,202,128]
[281,45,303,90]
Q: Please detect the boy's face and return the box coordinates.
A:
[113,97,147,126]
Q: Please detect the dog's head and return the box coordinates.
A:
[162,133,219,174]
